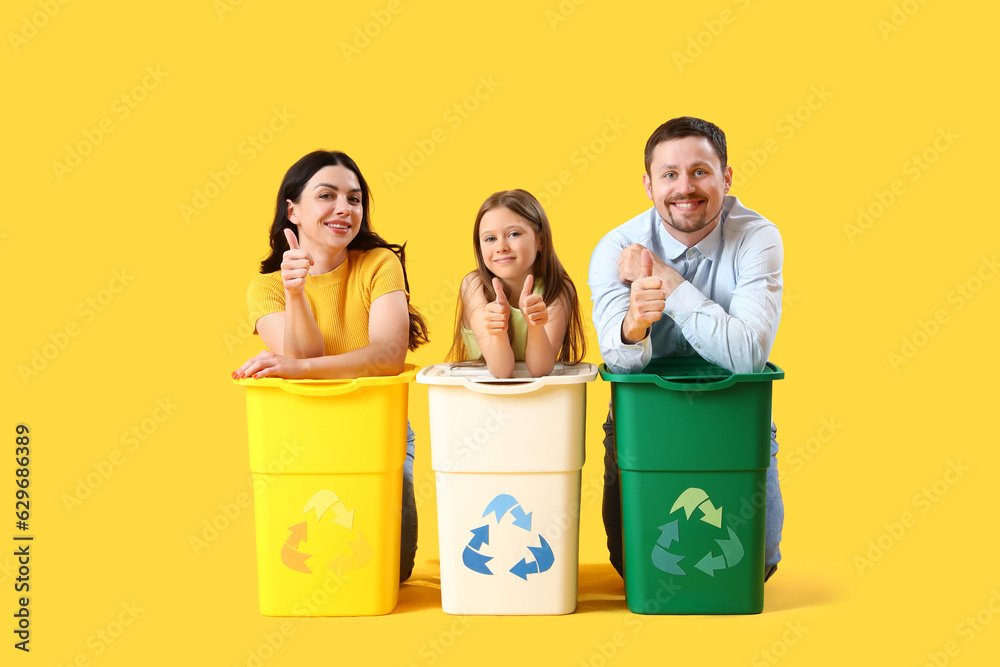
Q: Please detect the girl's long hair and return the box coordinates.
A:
[259,150,429,351]
[446,189,585,364]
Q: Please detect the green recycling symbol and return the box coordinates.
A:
[650,487,744,577]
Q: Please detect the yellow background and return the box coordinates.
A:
[4,0,999,664]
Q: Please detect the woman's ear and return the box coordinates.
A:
[286,199,298,224]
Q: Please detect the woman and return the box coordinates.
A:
[234,150,428,581]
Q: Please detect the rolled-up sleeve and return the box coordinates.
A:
[588,231,651,374]
[665,224,783,373]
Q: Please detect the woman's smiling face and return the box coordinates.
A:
[286,165,363,260]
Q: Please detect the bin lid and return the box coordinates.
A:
[417,361,597,391]
[234,363,418,396]
[599,358,783,391]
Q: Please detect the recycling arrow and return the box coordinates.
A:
[670,487,723,527]
[286,522,307,548]
[468,525,489,550]
[670,488,709,519]
[651,545,686,575]
[716,526,744,568]
[463,546,494,575]
[698,499,722,528]
[510,535,554,581]
[695,552,726,577]
[465,494,555,580]
[283,489,367,576]
[302,490,356,528]
[281,523,313,573]
[652,488,745,577]
[346,529,372,569]
[510,505,532,531]
[483,494,518,521]
[656,520,679,549]
[331,501,355,530]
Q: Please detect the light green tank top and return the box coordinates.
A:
[461,280,544,361]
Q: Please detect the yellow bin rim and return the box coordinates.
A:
[233,363,419,396]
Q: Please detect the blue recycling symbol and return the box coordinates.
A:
[651,487,745,577]
[462,494,554,580]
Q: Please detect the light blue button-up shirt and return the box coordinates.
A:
[588,195,782,374]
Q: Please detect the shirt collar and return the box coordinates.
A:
[656,201,728,261]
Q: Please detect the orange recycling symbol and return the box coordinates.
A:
[280,490,372,575]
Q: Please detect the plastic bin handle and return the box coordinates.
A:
[276,379,363,396]
[460,378,546,395]
[648,374,739,392]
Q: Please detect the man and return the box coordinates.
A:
[588,116,783,580]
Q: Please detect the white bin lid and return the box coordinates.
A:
[416,361,597,393]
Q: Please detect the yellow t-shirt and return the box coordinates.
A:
[247,247,407,356]
[461,280,544,361]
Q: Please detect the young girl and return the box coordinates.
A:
[447,189,586,378]
[233,150,428,581]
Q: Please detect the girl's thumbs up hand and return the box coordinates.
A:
[483,277,510,335]
[519,274,548,327]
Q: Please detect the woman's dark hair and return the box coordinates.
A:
[259,150,429,351]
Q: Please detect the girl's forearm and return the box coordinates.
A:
[479,335,516,379]
[524,325,556,377]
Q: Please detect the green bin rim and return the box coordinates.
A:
[599,359,783,392]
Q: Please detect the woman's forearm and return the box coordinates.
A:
[301,340,407,379]
[282,290,325,358]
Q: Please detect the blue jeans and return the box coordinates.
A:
[400,422,417,582]
[601,410,783,578]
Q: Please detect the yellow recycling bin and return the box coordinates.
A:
[235,365,417,616]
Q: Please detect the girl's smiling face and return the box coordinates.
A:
[478,206,541,283]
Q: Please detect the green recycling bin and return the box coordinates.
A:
[600,358,784,614]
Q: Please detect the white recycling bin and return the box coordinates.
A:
[416,362,598,615]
